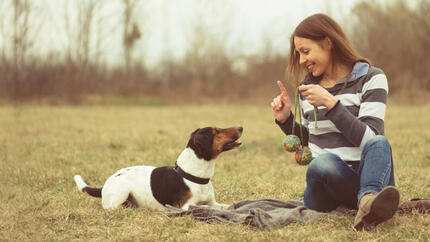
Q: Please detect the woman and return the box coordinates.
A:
[271,13,399,230]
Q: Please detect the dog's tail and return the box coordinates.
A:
[74,174,102,198]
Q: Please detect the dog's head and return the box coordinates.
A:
[187,126,243,161]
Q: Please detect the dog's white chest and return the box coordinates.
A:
[185,180,215,205]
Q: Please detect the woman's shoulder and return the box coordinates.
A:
[367,65,386,76]
[358,65,387,86]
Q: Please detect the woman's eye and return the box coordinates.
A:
[303,50,309,54]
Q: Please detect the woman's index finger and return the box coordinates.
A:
[277,80,287,96]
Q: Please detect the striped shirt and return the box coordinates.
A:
[277,62,388,163]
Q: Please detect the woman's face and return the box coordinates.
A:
[294,36,332,77]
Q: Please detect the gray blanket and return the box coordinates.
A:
[165,198,354,230]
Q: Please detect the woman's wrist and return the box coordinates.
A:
[276,110,291,124]
[325,96,338,110]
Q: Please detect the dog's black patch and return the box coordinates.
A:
[187,127,214,161]
[150,166,192,208]
[83,186,102,198]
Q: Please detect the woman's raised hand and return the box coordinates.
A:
[271,81,291,123]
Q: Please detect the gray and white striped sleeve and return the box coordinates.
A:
[325,74,388,148]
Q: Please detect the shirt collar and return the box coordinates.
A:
[338,61,369,83]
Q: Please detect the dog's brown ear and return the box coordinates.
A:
[187,127,213,161]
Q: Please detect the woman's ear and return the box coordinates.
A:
[324,37,333,50]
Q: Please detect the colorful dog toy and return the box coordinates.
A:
[282,85,315,166]
[283,135,301,152]
[295,146,312,165]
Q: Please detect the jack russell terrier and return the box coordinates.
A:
[74,126,242,210]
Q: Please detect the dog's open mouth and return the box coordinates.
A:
[222,139,242,151]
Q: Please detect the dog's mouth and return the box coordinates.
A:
[222,140,242,151]
[222,132,242,151]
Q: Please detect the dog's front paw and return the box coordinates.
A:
[212,203,231,210]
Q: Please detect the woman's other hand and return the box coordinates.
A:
[298,84,337,110]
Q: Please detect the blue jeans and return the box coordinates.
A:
[303,135,395,212]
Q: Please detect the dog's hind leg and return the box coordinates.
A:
[101,182,133,210]
[102,191,130,210]
[122,193,139,208]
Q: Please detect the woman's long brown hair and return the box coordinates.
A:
[287,13,371,93]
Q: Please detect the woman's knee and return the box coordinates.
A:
[307,153,342,179]
[362,135,392,162]
[363,135,390,151]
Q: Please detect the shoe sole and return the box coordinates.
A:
[354,186,400,230]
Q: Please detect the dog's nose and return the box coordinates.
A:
[236,126,243,133]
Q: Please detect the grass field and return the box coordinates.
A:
[0,104,429,241]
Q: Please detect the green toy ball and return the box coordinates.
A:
[283,135,301,152]
[295,147,313,166]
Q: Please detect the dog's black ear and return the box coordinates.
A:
[187,128,200,148]
[187,127,213,161]
[187,128,200,149]
[190,128,200,138]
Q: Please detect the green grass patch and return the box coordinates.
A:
[84,95,166,106]
[0,105,429,240]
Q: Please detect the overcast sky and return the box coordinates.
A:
[1,0,361,68]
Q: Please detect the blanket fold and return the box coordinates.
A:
[165,198,352,230]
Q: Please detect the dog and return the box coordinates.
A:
[73,126,243,211]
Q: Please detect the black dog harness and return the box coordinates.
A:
[174,162,210,185]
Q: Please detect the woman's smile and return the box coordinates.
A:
[306,63,315,73]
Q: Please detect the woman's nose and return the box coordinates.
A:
[299,54,306,65]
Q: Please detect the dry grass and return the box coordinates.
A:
[0,104,429,241]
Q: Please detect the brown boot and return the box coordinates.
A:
[353,186,400,230]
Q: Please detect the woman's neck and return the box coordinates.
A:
[319,62,352,88]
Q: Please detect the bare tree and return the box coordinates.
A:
[0,1,5,61]
[183,0,235,91]
[0,1,7,69]
[351,0,430,91]
[62,0,112,100]
[122,0,141,75]
[64,0,100,69]
[8,0,38,99]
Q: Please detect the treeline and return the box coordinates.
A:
[350,0,430,92]
[0,0,428,104]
